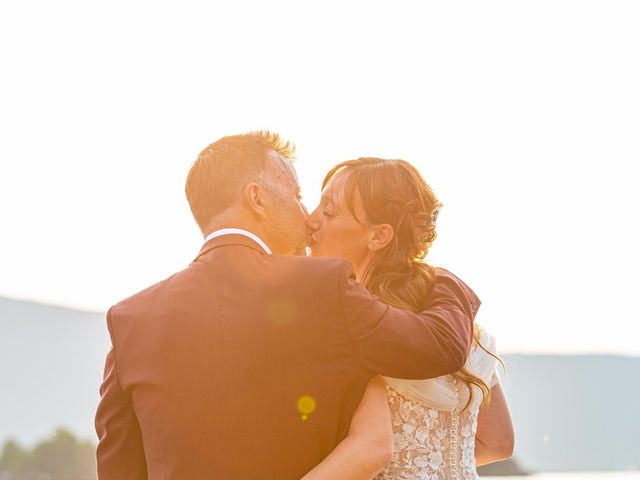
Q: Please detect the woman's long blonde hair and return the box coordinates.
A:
[322,158,504,409]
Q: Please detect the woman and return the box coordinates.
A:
[302,158,514,479]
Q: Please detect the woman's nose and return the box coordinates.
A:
[305,209,321,230]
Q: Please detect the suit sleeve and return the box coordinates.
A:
[95,308,148,480]
[339,263,478,379]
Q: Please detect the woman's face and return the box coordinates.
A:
[306,173,373,276]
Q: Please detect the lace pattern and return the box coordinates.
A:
[375,386,481,480]
[375,328,498,479]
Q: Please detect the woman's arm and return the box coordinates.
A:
[301,376,393,480]
[475,382,515,466]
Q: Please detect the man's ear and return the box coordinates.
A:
[369,224,394,251]
[243,183,268,220]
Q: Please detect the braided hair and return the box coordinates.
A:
[322,158,502,409]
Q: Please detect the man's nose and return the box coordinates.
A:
[301,203,310,219]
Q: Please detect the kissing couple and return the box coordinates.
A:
[95,131,514,479]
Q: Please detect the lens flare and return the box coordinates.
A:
[297,395,316,421]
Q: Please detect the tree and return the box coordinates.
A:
[0,429,96,480]
[0,440,27,476]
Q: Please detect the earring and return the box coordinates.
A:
[368,241,374,251]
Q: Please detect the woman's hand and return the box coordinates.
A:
[475,382,515,466]
[301,376,393,479]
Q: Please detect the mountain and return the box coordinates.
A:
[499,353,640,472]
[0,297,110,445]
[1,296,639,472]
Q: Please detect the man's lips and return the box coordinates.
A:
[307,232,319,246]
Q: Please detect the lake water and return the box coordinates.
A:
[483,474,640,480]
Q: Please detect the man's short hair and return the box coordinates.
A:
[185,131,295,231]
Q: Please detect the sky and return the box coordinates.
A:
[1,1,639,355]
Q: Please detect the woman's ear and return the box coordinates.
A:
[368,224,394,251]
[243,182,268,220]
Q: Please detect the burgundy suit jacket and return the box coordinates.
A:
[95,234,480,479]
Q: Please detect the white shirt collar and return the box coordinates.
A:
[203,228,272,255]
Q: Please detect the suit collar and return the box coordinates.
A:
[194,233,269,261]
[203,228,271,254]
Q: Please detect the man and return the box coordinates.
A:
[95,131,480,479]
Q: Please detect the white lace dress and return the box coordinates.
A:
[376,328,499,480]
